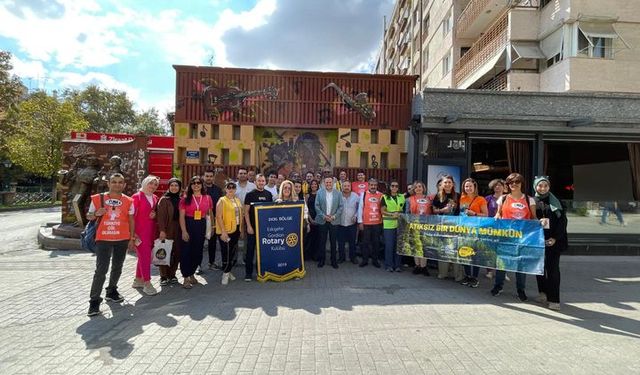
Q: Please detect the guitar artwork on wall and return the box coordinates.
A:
[322,82,376,122]
[196,79,279,119]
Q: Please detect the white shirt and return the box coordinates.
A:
[235,181,256,205]
[340,192,359,226]
[265,184,278,197]
[325,189,333,215]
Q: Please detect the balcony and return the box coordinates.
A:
[454,14,509,87]
[456,0,508,39]
[477,71,507,91]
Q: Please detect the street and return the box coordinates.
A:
[0,208,639,374]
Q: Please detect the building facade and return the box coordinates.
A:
[375,0,640,93]
[172,66,416,180]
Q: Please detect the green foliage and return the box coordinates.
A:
[0,51,27,155]
[6,91,88,178]
[132,108,168,135]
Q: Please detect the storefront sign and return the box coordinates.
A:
[185,151,199,159]
[255,203,306,282]
[437,134,466,158]
[397,214,545,275]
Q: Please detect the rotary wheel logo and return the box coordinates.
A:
[286,233,298,247]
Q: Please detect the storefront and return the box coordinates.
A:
[414,89,640,253]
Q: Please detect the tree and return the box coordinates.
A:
[63,85,136,133]
[0,50,27,155]
[6,91,88,197]
[131,108,169,135]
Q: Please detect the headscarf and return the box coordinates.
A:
[534,176,563,218]
[164,177,182,220]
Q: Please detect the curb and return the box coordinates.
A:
[37,225,84,251]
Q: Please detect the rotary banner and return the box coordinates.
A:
[254,203,306,282]
[397,214,545,275]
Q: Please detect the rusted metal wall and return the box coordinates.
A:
[174,65,417,130]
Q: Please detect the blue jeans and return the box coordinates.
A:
[464,265,479,278]
[494,270,526,290]
[384,228,401,270]
[337,224,357,261]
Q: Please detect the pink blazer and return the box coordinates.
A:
[132,191,158,246]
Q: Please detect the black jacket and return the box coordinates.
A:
[535,196,568,251]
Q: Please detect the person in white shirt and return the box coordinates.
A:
[234,168,256,204]
[265,172,278,197]
[337,181,359,264]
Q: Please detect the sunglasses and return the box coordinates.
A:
[507,181,522,185]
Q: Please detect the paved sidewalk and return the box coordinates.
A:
[0,209,639,374]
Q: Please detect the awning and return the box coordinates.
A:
[578,22,619,39]
[540,28,563,59]
[512,42,545,60]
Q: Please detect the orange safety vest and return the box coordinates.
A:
[409,195,432,215]
[362,191,383,225]
[91,193,133,242]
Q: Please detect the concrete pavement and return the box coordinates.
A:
[0,208,639,374]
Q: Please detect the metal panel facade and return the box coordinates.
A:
[174,66,417,130]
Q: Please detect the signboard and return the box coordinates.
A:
[397,214,545,275]
[255,203,306,282]
[185,150,200,159]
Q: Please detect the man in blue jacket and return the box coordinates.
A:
[314,176,344,268]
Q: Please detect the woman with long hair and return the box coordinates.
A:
[131,175,160,296]
[179,176,213,289]
[533,176,567,311]
[276,180,296,202]
[431,175,463,281]
[491,172,536,301]
[406,181,432,276]
[216,182,244,285]
[459,178,488,288]
[305,179,320,261]
[157,178,182,286]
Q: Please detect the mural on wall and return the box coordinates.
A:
[256,128,337,176]
[193,79,279,120]
[322,82,376,122]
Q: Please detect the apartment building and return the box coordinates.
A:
[375,0,640,93]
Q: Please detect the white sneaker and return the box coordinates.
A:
[132,279,144,288]
[548,302,561,311]
[536,292,548,305]
[228,273,236,281]
[143,283,158,296]
[505,275,511,282]
[221,273,229,285]
[485,271,494,279]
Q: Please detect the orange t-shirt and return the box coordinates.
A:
[459,195,487,216]
[499,195,534,220]
[91,193,133,241]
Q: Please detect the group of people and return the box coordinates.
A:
[86,168,567,317]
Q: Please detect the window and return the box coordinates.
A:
[189,123,198,139]
[199,148,208,164]
[540,0,552,8]
[232,125,241,140]
[460,47,471,57]
[442,53,451,77]
[340,151,349,167]
[177,147,186,165]
[211,124,219,139]
[423,14,430,35]
[546,53,561,68]
[391,130,398,144]
[442,12,452,38]
[371,129,379,144]
[242,149,251,166]
[360,152,369,169]
[351,128,359,143]
[576,22,621,59]
[380,152,388,169]
[221,148,229,165]
[422,49,429,72]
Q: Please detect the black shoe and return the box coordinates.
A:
[359,261,368,268]
[332,263,339,269]
[87,299,102,317]
[412,266,422,275]
[195,266,204,275]
[469,278,479,288]
[317,262,324,268]
[517,289,528,302]
[351,257,358,264]
[169,277,179,284]
[160,278,169,286]
[491,286,503,296]
[372,260,381,268]
[105,290,124,303]
[460,277,471,286]
[422,267,430,276]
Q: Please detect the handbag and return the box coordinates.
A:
[152,239,173,266]
[205,215,212,240]
[80,193,105,252]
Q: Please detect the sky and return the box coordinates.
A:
[0,0,394,116]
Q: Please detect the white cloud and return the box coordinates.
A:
[9,55,47,80]
[50,71,141,101]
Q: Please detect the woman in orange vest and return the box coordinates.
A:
[179,176,214,289]
[407,181,433,276]
[131,175,160,296]
[216,181,244,285]
[491,172,537,301]
[458,178,488,288]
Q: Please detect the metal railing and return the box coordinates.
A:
[478,71,508,90]
[456,0,492,37]
[454,14,509,86]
